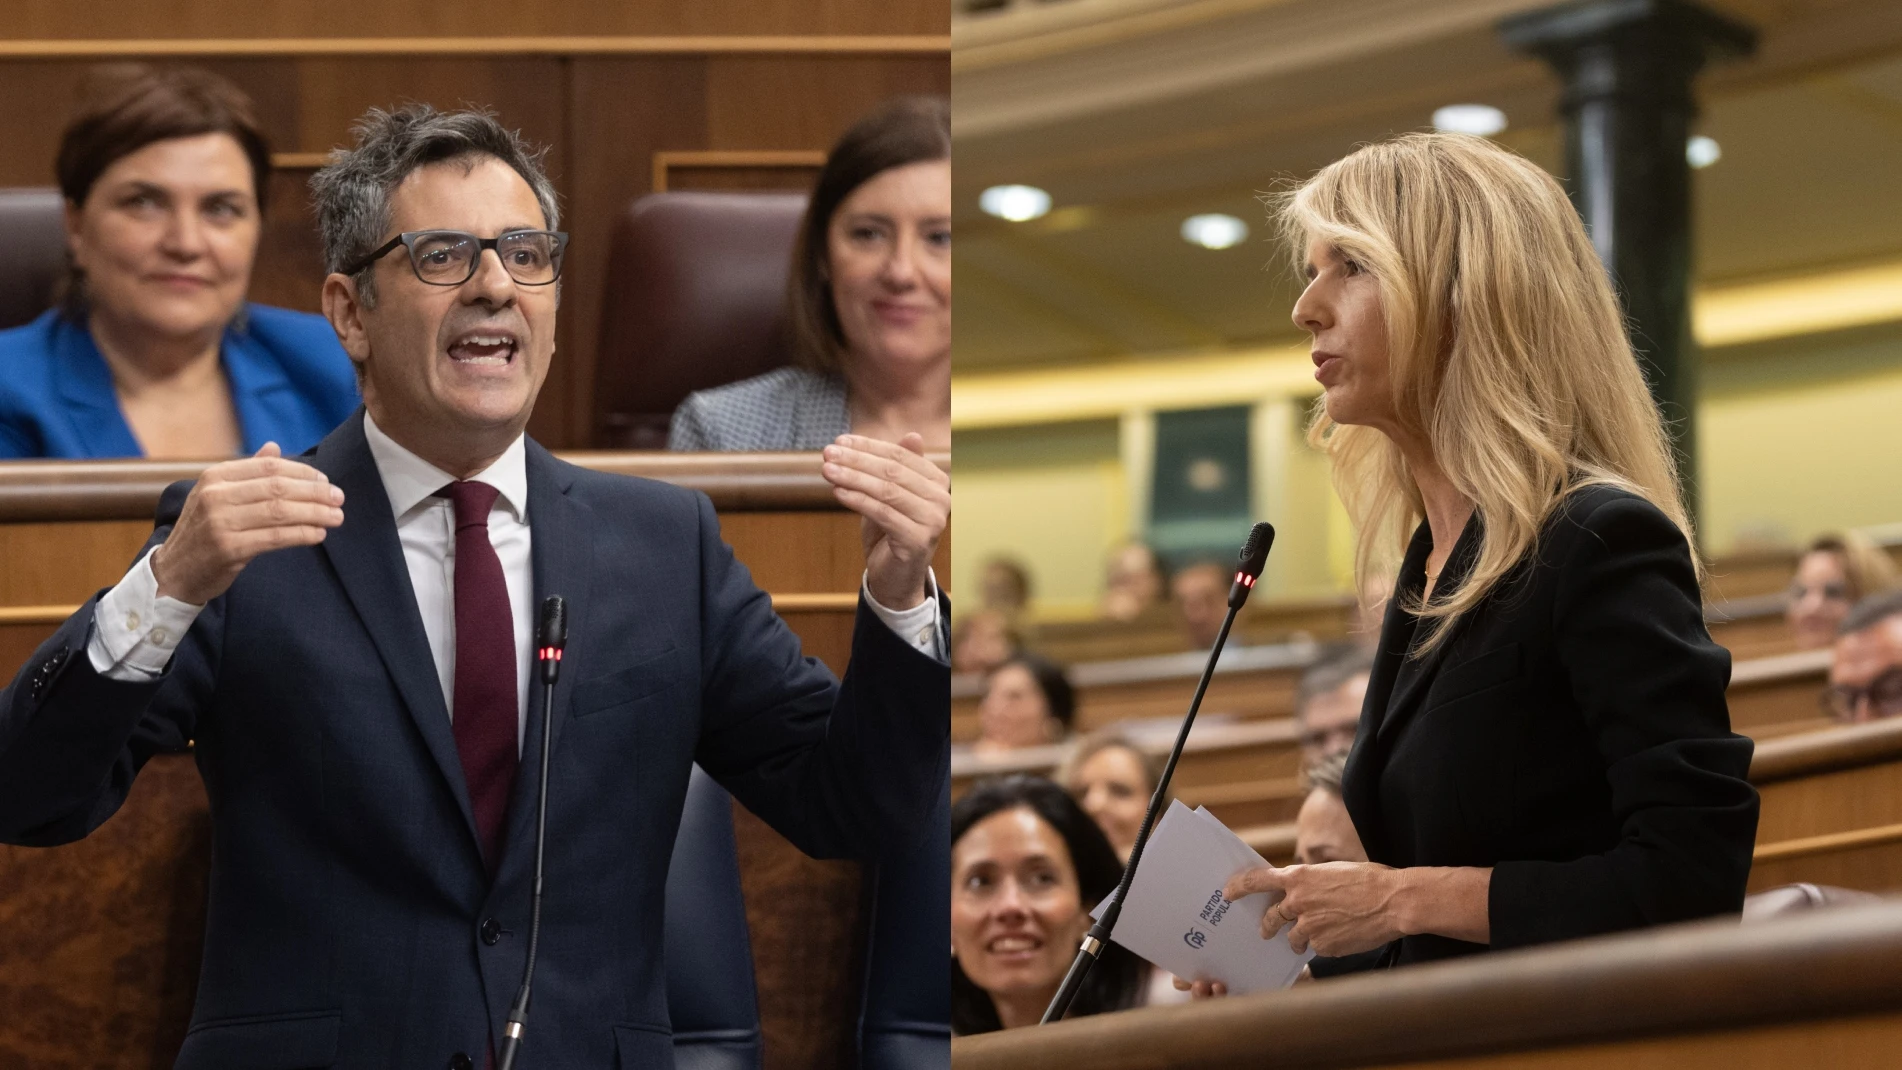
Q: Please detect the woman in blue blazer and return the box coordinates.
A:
[0,65,356,460]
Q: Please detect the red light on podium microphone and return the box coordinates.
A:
[1233,572,1257,588]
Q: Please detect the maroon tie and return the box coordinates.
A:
[441,481,518,873]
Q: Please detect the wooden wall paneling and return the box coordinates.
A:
[652,149,824,192]
[563,56,710,448]
[0,1,951,40]
[1756,760,1902,843]
[701,56,950,149]
[731,805,868,1070]
[0,752,208,1070]
[0,521,150,604]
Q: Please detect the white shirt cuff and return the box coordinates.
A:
[862,568,945,662]
[87,549,206,679]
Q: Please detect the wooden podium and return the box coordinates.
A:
[0,452,947,1070]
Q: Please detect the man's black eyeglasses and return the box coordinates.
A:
[343,230,569,287]
[1822,667,1902,722]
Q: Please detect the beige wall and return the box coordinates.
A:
[955,323,1902,619]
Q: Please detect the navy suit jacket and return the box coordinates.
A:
[0,411,949,1069]
[0,305,359,458]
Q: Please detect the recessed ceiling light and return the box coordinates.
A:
[1687,135,1721,169]
[1181,213,1249,250]
[1432,104,1508,137]
[979,184,1052,222]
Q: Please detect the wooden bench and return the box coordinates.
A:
[952,899,1902,1069]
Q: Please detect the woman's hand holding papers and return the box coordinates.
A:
[1222,863,1493,957]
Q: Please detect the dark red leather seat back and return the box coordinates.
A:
[593,192,809,449]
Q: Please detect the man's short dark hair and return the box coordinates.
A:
[1842,589,1902,637]
[1296,643,1376,719]
[309,104,559,310]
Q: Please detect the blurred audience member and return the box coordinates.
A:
[670,95,949,450]
[952,608,1021,676]
[1826,591,1902,723]
[1170,560,1230,650]
[0,65,357,459]
[1295,646,1373,766]
[1791,533,1900,650]
[951,775,1146,1033]
[1100,542,1166,623]
[1294,752,1367,866]
[1057,729,1163,862]
[973,653,1074,755]
[981,556,1032,616]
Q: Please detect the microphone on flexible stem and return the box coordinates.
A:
[1042,523,1275,1025]
[497,595,567,1070]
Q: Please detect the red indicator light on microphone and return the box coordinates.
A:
[537,647,563,661]
[1234,572,1256,588]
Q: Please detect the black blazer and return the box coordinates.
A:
[1338,484,1759,969]
[0,411,948,1069]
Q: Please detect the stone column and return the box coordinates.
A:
[1501,0,1755,522]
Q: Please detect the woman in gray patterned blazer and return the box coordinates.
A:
[671,96,950,452]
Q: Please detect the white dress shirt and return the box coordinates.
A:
[87,414,944,750]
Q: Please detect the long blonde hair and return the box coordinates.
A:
[1273,132,1696,652]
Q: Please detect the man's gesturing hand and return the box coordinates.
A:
[150,442,346,606]
[821,433,949,610]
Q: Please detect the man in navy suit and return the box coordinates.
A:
[0,105,949,1069]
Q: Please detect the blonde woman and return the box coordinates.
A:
[1204,133,1759,984]
[1788,531,1900,649]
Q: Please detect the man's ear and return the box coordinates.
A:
[321,272,372,372]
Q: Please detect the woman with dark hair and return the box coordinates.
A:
[972,652,1076,756]
[0,64,357,458]
[669,95,950,451]
[951,775,1146,1034]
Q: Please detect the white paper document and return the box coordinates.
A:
[1092,801,1313,995]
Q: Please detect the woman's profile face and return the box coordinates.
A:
[1789,550,1853,650]
[951,806,1090,1006]
[1067,745,1149,861]
[977,663,1054,749]
[1292,237,1395,432]
[826,158,951,375]
[65,132,260,345]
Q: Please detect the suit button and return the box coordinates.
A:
[480,917,503,945]
[449,1054,473,1070]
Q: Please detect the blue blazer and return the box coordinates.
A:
[0,410,949,1069]
[0,305,360,459]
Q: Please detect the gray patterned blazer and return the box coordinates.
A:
[668,366,850,451]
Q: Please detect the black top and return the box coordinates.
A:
[1335,484,1759,970]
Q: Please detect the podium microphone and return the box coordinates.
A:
[498,596,567,1070]
[1042,523,1275,1024]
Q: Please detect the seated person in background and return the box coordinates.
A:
[951,775,1146,1033]
[1057,729,1164,863]
[1791,532,1900,649]
[1294,752,1366,866]
[1827,590,1902,722]
[981,555,1032,617]
[952,607,1021,676]
[0,65,357,458]
[1296,645,1374,766]
[1170,560,1230,650]
[669,95,948,451]
[1100,541,1166,623]
[973,652,1074,755]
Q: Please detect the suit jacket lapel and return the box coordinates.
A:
[313,410,484,859]
[1374,513,1485,746]
[499,441,595,878]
